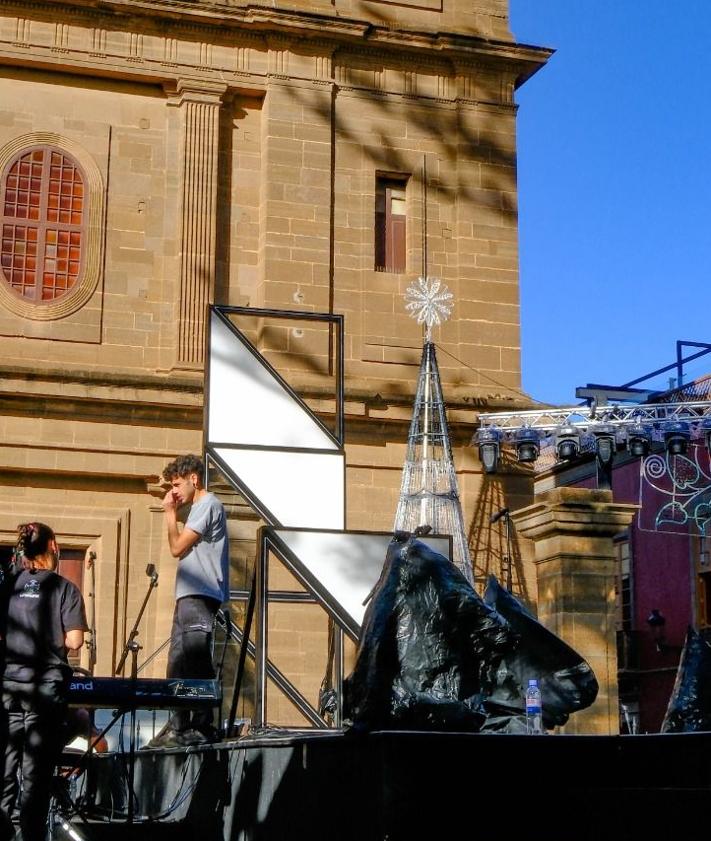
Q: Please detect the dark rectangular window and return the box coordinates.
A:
[375,175,407,273]
[617,538,632,633]
[615,535,638,671]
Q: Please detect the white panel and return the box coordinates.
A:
[209,313,337,449]
[215,447,344,530]
[274,531,452,627]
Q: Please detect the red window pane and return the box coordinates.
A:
[0,147,85,302]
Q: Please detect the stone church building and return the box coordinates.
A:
[0,0,596,729]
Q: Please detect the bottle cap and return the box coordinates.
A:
[528,679,538,687]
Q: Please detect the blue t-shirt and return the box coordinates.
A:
[176,492,229,603]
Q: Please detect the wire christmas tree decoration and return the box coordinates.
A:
[394,276,474,584]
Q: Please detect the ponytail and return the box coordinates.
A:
[15,522,57,571]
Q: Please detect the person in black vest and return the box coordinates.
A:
[0,522,87,841]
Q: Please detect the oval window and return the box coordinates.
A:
[1,146,85,304]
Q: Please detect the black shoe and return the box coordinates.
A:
[142,726,187,749]
[194,724,219,744]
[181,728,208,746]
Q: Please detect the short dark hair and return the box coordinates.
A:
[163,454,205,483]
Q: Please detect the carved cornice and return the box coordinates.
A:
[3,1,551,84]
[0,4,549,111]
[0,362,203,395]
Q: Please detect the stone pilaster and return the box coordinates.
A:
[170,79,226,369]
[512,487,637,735]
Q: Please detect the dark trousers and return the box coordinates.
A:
[166,595,219,731]
[1,679,66,841]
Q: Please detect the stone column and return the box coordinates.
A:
[171,80,227,369]
[511,487,637,735]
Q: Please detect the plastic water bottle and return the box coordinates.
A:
[525,679,543,734]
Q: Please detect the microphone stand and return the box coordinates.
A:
[114,564,159,824]
[86,551,97,675]
[116,564,158,675]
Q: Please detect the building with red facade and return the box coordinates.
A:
[533,374,711,733]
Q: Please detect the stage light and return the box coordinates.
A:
[700,417,711,450]
[626,423,651,458]
[663,420,690,456]
[593,422,617,466]
[555,425,580,461]
[477,427,501,474]
[514,427,540,463]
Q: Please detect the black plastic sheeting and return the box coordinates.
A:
[343,532,516,731]
[482,576,599,731]
[344,532,598,733]
[662,626,711,733]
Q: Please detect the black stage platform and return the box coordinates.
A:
[63,730,711,841]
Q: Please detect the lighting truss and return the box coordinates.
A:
[478,400,711,436]
[475,400,711,483]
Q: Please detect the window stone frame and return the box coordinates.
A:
[0,132,105,321]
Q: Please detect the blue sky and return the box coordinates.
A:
[510,1,711,406]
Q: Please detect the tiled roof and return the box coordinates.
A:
[654,373,711,404]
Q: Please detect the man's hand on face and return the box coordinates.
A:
[162,487,178,512]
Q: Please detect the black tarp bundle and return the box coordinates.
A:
[344,533,599,733]
[662,627,711,732]
[343,532,517,731]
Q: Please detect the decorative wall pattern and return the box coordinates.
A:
[638,445,711,535]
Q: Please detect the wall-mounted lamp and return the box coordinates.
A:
[555,425,581,461]
[663,420,690,456]
[646,608,667,652]
[645,608,682,655]
[477,427,501,474]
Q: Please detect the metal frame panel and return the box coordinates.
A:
[209,445,345,530]
[205,306,345,450]
[252,527,454,728]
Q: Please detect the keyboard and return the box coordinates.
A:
[67,676,221,709]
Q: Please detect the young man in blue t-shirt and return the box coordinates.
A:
[147,454,229,748]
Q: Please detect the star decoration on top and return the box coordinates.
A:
[404,276,454,341]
